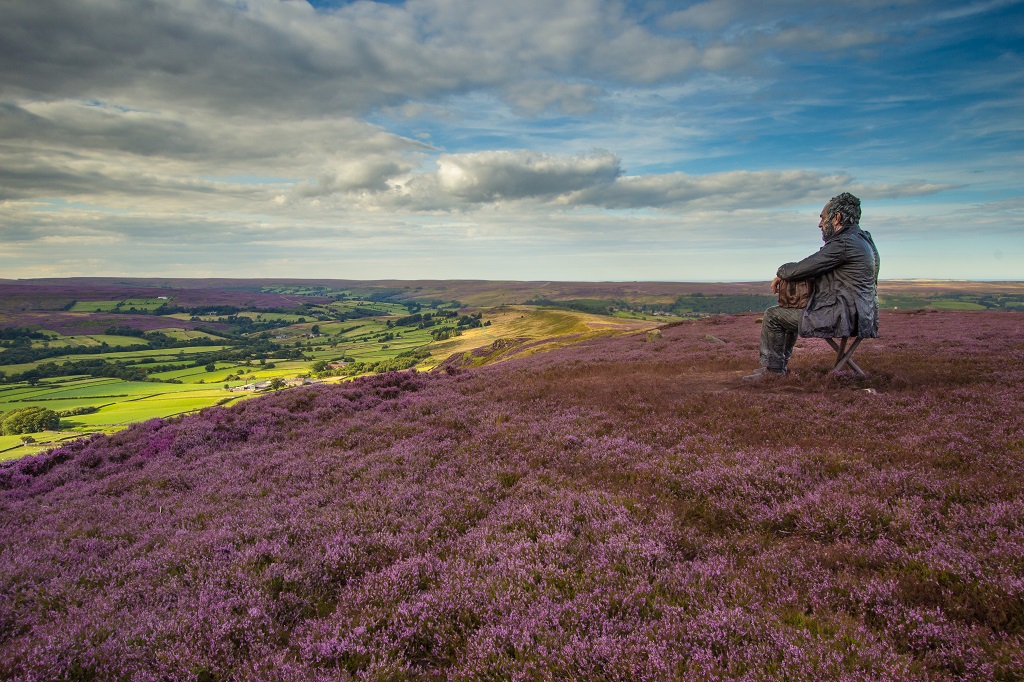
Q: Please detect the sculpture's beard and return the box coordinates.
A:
[821,220,838,241]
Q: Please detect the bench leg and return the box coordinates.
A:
[826,338,865,376]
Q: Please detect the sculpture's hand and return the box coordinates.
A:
[771,276,782,294]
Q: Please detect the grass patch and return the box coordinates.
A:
[928,299,989,310]
[233,312,309,322]
[68,389,234,427]
[149,328,221,341]
[69,298,168,312]
[0,431,78,460]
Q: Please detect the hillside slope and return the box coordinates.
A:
[2,311,1023,680]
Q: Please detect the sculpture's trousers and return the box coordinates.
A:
[760,305,803,371]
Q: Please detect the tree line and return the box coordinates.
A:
[0,406,60,435]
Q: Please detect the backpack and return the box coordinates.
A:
[778,279,813,308]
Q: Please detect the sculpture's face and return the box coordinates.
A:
[819,205,842,240]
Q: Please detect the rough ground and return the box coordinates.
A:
[1,310,1022,681]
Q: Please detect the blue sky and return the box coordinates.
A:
[1,0,1021,281]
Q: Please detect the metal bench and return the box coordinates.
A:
[826,337,865,376]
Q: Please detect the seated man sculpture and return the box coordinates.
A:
[744,192,880,381]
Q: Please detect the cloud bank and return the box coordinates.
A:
[0,0,1020,279]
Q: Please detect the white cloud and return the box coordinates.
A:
[0,0,713,120]
[434,150,621,202]
[276,151,954,215]
[0,0,1017,279]
[661,0,744,32]
[0,99,428,209]
[502,81,606,115]
[293,158,412,198]
[569,170,953,211]
[283,149,624,210]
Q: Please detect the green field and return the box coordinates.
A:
[68,390,235,426]
[1,377,144,402]
[1,377,210,408]
[0,431,82,461]
[26,333,153,350]
[169,311,316,323]
[0,376,244,460]
[150,328,222,341]
[0,295,663,461]
[611,310,684,322]
[70,300,122,312]
[237,312,310,322]
[0,345,232,376]
[260,285,351,296]
[327,300,410,316]
[927,299,989,310]
[0,375,256,460]
[71,298,170,312]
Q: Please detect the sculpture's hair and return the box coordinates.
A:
[826,192,861,227]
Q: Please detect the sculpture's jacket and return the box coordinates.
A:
[777,225,880,339]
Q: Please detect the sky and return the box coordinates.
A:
[1,0,1022,282]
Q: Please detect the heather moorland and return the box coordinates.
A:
[2,309,1023,680]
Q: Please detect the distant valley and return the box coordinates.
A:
[2,277,1022,458]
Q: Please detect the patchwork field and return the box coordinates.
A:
[3,278,1022,462]
[1,281,668,459]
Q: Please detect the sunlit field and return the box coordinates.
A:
[1,293,657,461]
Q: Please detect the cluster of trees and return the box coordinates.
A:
[370,349,432,373]
[525,295,778,317]
[0,341,130,367]
[0,327,50,343]
[672,294,776,315]
[389,310,459,329]
[524,298,620,315]
[192,315,295,334]
[7,359,152,383]
[334,307,386,322]
[0,327,227,367]
[57,406,99,417]
[430,313,488,341]
[364,289,407,302]
[896,294,1024,311]
[0,337,303,384]
[106,303,250,317]
[97,297,417,325]
[85,300,347,322]
[108,327,232,347]
[430,327,461,341]
[458,313,485,329]
[196,306,381,331]
[387,310,485,333]
[975,294,1024,309]
[309,348,431,379]
[0,406,60,435]
[390,313,424,327]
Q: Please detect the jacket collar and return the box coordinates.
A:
[826,223,861,242]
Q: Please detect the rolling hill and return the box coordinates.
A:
[1,309,1023,680]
